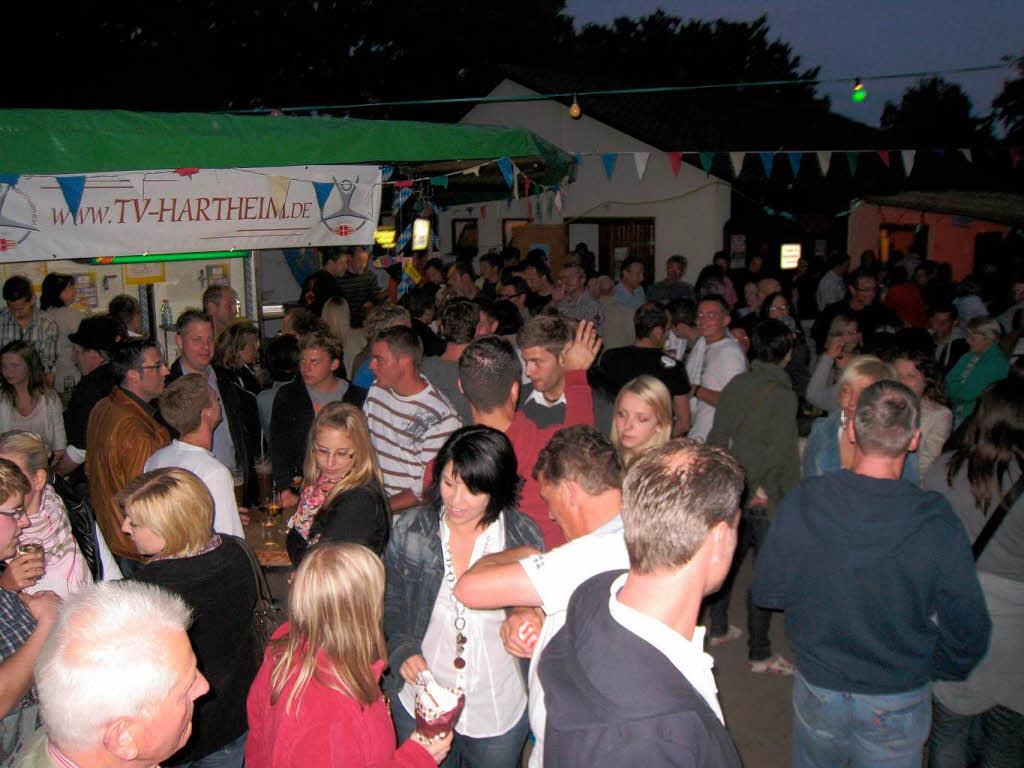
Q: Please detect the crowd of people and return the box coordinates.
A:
[0,239,1020,768]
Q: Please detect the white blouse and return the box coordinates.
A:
[0,391,67,453]
[398,513,527,737]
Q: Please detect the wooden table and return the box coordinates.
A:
[243,507,291,568]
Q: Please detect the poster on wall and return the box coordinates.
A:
[0,165,382,263]
[2,262,47,288]
[73,273,99,309]
[205,263,230,287]
[124,263,166,285]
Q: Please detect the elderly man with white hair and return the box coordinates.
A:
[14,581,209,768]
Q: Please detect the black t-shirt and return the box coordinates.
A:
[595,346,692,400]
[64,362,120,450]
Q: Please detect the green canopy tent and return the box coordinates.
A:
[0,109,573,198]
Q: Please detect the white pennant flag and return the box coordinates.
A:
[901,150,916,175]
[959,148,972,164]
[729,152,745,177]
[553,190,563,211]
[816,151,832,176]
[267,175,290,211]
[513,168,519,200]
[633,152,650,180]
[462,165,481,176]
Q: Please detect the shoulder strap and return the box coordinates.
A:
[972,467,1024,560]
[730,382,780,441]
[227,535,273,603]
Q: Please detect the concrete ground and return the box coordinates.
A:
[707,553,795,767]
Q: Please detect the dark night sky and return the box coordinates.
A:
[568,0,1024,130]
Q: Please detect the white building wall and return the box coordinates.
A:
[438,79,730,280]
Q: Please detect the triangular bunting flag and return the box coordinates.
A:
[846,152,859,176]
[523,177,532,197]
[633,152,650,180]
[174,168,199,179]
[959,148,972,164]
[667,151,683,178]
[56,176,86,226]
[392,187,413,212]
[267,175,290,212]
[480,205,486,220]
[380,166,395,182]
[393,180,413,188]
[461,165,481,176]
[901,150,916,176]
[513,169,520,200]
[699,152,715,176]
[497,157,515,189]
[816,151,832,176]
[877,150,890,167]
[0,175,20,188]
[123,174,145,198]
[553,190,563,211]
[429,176,449,189]
[729,152,745,177]
[1011,147,1021,169]
[787,152,802,177]
[759,152,775,178]
[601,153,618,180]
[574,153,583,167]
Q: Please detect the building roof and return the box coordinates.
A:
[860,190,1024,227]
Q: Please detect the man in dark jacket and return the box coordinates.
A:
[165,309,260,506]
[752,380,991,768]
[539,439,744,768]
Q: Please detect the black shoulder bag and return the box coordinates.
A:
[972,468,1024,560]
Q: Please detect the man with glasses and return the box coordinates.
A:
[498,276,531,322]
[685,295,747,441]
[85,340,170,576]
[0,458,60,768]
[812,269,901,353]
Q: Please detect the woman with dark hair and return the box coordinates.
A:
[256,334,299,444]
[0,341,65,463]
[759,291,811,397]
[40,272,82,396]
[108,293,142,337]
[383,426,542,768]
[215,319,262,397]
[924,379,1024,767]
[893,346,953,476]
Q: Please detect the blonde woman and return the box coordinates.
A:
[246,543,451,768]
[215,319,262,397]
[610,376,672,466]
[321,297,366,379]
[806,313,861,412]
[286,402,389,565]
[0,431,90,597]
[118,467,259,767]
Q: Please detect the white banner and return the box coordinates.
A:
[0,165,381,261]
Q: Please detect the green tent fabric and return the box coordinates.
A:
[0,109,573,180]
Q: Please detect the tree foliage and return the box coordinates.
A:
[880,77,993,147]
[993,53,1024,143]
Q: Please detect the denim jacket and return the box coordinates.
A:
[382,504,543,695]
[803,410,920,485]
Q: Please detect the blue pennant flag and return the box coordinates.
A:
[395,222,414,252]
[497,157,515,189]
[601,153,618,180]
[0,174,19,187]
[381,166,395,182]
[56,176,86,226]
[759,153,775,178]
[312,181,334,215]
[787,153,802,177]
[392,187,413,212]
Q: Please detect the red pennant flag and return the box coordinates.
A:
[1011,148,1021,169]
[877,150,890,167]
[174,168,199,179]
[668,152,683,178]
[524,177,532,197]
[481,205,487,220]
[393,180,413,188]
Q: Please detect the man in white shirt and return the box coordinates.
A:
[613,256,646,310]
[454,426,626,768]
[144,374,244,537]
[538,439,745,768]
[815,253,850,312]
[686,295,747,441]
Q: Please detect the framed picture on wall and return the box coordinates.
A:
[124,262,166,285]
[451,219,478,251]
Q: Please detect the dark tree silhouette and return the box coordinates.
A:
[993,53,1024,144]
[880,77,993,147]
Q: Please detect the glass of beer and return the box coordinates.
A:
[263,490,282,547]
[17,542,43,557]
[231,467,245,509]
[254,457,273,505]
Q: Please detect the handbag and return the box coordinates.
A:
[227,535,279,664]
[51,474,101,580]
[972,466,1024,560]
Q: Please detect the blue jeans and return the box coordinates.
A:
[793,672,931,768]
[175,732,247,768]
[928,697,1023,768]
[393,698,529,768]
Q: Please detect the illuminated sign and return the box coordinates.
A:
[780,243,801,270]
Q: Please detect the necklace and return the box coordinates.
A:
[441,510,493,672]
